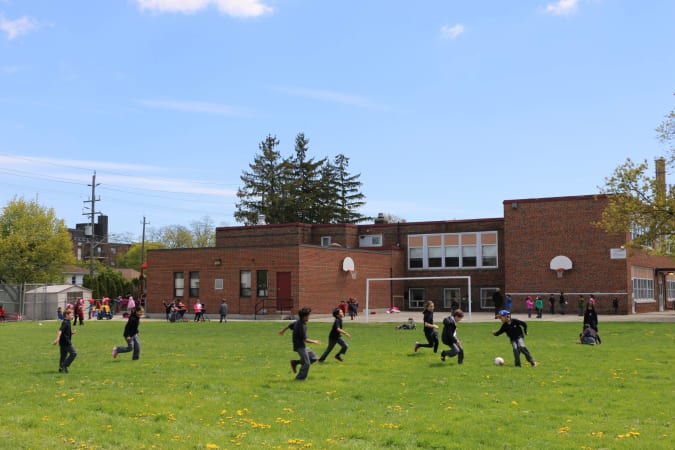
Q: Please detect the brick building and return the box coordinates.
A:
[145,194,675,317]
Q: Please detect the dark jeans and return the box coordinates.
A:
[59,344,77,369]
[319,337,348,361]
[441,343,464,364]
[418,330,439,353]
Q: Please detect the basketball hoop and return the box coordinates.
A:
[348,269,357,280]
[555,268,564,278]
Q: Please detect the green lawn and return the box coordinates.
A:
[0,317,673,449]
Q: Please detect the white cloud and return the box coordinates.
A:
[138,99,254,117]
[544,0,579,16]
[0,14,39,40]
[135,0,273,17]
[440,23,465,39]
[274,86,389,111]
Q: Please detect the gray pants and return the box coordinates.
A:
[295,347,318,380]
[510,337,534,366]
[116,334,140,360]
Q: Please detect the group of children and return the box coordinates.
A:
[413,300,538,367]
[52,304,145,373]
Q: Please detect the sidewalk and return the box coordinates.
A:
[308,309,675,324]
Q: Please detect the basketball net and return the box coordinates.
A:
[348,269,357,280]
[555,268,564,278]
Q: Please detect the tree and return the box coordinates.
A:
[288,133,326,223]
[190,216,216,247]
[235,134,291,225]
[597,103,675,255]
[116,242,166,269]
[235,133,369,225]
[0,197,75,284]
[333,154,369,223]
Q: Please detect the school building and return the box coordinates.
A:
[145,194,675,318]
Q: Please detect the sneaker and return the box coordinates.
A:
[290,360,298,374]
[58,366,64,373]
[318,359,325,363]
[440,352,446,362]
[414,343,420,353]
[335,354,343,362]
[112,347,118,359]
[62,366,68,373]
[531,361,538,367]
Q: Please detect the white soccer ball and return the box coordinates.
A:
[38,322,43,326]
[494,356,504,366]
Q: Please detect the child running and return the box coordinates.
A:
[113,305,144,360]
[440,309,464,364]
[492,310,537,367]
[414,300,439,353]
[285,307,321,381]
[318,307,351,362]
[52,309,77,373]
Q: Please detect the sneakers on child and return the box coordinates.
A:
[335,354,343,362]
[290,360,298,373]
[112,347,118,359]
[440,351,446,362]
[414,343,420,353]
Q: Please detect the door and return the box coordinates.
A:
[276,272,292,312]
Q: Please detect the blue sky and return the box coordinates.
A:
[1,0,673,240]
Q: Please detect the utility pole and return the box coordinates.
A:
[140,216,149,312]
[83,172,101,278]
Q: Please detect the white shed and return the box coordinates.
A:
[24,285,93,321]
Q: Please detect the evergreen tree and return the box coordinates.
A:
[288,133,326,223]
[334,154,368,223]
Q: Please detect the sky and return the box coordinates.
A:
[1,0,674,241]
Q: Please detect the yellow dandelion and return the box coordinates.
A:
[206,444,219,449]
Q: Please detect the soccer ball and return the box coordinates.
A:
[494,356,505,366]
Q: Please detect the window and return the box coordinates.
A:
[427,235,442,267]
[214,278,223,290]
[443,288,461,309]
[360,234,383,247]
[189,271,200,297]
[257,270,268,297]
[480,288,499,309]
[667,278,675,301]
[428,246,442,267]
[408,288,425,309]
[631,267,654,301]
[174,272,184,297]
[321,236,331,247]
[461,234,477,267]
[240,270,252,297]
[408,236,423,269]
[408,232,499,269]
[481,232,498,267]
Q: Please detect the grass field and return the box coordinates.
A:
[0,316,673,449]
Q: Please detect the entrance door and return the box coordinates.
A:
[276,272,292,312]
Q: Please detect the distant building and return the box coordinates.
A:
[68,215,131,269]
[146,194,675,318]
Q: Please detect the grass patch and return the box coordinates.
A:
[0,318,673,449]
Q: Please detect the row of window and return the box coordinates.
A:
[408,232,498,270]
[408,287,499,309]
[173,270,269,299]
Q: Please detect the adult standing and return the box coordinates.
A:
[558,292,566,315]
[219,299,228,323]
[492,288,505,318]
[548,294,555,315]
[583,302,599,332]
